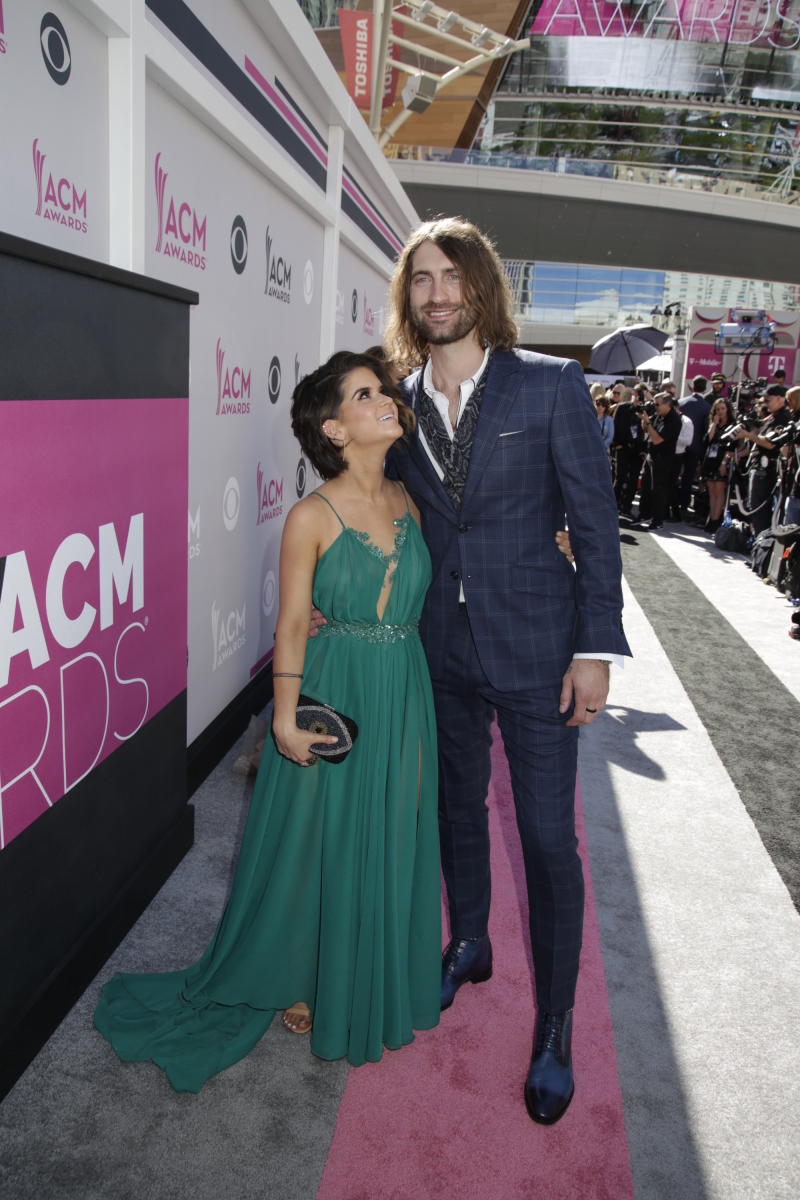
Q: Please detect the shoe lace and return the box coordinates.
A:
[442,938,467,975]
[537,1009,572,1056]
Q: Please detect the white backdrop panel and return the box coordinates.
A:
[336,242,390,354]
[0,0,109,260]
[145,79,325,742]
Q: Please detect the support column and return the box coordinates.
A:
[319,125,344,363]
[108,0,146,272]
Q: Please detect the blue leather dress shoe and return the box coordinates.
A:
[524,1008,574,1125]
[441,935,492,1011]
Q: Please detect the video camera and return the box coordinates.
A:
[728,377,767,416]
[768,420,800,450]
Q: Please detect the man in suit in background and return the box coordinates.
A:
[678,375,711,514]
[383,219,631,1125]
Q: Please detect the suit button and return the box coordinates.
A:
[450,570,459,580]
[458,523,469,533]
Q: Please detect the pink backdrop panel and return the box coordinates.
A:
[0,398,188,849]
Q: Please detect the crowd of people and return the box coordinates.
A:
[589,370,800,536]
[590,368,800,639]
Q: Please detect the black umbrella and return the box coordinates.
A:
[588,324,669,375]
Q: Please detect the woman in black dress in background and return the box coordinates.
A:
[702,398,735,533]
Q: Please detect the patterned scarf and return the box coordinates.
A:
[417,357,491,511]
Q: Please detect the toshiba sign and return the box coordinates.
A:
[0,399,187,849]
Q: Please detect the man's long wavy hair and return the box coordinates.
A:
[384,217,518,370]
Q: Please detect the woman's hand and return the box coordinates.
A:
[556,529,574,563]
[273,721,338,766]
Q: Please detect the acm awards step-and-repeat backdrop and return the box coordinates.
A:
[0,0,406,759]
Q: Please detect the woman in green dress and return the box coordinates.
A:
[94,352,442,1093]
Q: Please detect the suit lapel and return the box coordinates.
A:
[401,370,458,523]
[460,352,524,509]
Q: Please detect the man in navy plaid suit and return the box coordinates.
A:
[384,219,631,1125]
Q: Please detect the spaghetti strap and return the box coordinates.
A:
[396,481,411,515]
[312,491,347,530]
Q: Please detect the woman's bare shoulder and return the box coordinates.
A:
[397,482,421,526]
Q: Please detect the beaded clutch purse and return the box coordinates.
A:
[295,694,359,764]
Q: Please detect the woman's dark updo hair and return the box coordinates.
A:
[291,350,415,481]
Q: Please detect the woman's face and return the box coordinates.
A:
[595,400,607,419]
[713,400,728,424]
[324,367,401,453]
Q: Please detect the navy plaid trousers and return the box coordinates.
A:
[434,605,583,1015]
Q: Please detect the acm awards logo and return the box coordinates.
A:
[40,13,70,82]
[256,464,283,524]
[154,153,207,270]
[32,139,87,234]
[363,293,376,336]
[230,215,247,274]
[216,339,251,415]
[188,507,200,560]
[211,601,245,672]
[265,226,290,304]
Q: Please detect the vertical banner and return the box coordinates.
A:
[338,9,372,110]
[382,9,404,110]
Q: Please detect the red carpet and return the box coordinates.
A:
[317,726,634,1200]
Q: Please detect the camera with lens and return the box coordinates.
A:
[643,400,657,417]
[767,420,800,450]
[728,377,767,417]
[719,415,760,443]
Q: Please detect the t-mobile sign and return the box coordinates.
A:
[0,399,188,849]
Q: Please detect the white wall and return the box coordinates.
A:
[0,0,418,746]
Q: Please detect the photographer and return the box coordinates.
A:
[633,392,682,531]
[613,386,645,516]
[733,385,792,535]
[782,387,800,525]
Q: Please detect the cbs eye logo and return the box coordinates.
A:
[268,357,281,405]
[40,13,71,85]
[351,289,358,323]
[230,215,247,274]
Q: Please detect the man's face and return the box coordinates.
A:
[656,397,672,416]
[766,394,785,415]
[775,372,786,385]
[611,385,623,402]
[712,380,724,394]
[408,241,478,347]
[663,384,676,398]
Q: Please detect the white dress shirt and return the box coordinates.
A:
[417,353,623,669]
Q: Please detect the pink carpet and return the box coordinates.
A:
[317,726,634,1200]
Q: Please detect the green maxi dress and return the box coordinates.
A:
[94,488,441,1093]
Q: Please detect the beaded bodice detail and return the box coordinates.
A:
[348,512,410,588]
[311,491,430,639]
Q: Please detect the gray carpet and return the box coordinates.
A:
[618,528,800,910]
[0,719,349,1200]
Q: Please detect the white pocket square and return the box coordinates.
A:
[498,429,524,438]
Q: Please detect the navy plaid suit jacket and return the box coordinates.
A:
[386,349,631,690]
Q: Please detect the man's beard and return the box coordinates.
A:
[410,300,478,346]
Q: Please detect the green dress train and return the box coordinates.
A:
[94,487,441,1093]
